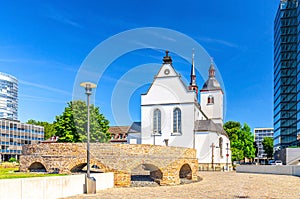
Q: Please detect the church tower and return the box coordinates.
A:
[188,50,198,95]
[200,58,223,124]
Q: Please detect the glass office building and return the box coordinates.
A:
[0,72,44,160]
[0,72,18,120]
[274,0,300,150]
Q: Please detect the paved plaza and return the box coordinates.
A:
[64,172,300,199]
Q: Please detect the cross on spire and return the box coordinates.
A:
[163,50,172,64]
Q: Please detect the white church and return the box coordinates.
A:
[127,50,231,169]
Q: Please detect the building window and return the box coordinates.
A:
[219,137,223,158]
[153,109,161,134]
[207,95,214,104]
[173,108,181,134]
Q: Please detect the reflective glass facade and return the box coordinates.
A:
[274,0,300,150]
[0,72,18,120]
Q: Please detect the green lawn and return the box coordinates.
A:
[0,165,65,179]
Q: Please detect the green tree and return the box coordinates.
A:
[262,137,274,159]
[54,100,110,143]
[224,121,256,162]
[26,120,56,140]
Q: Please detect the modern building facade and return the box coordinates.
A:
[0,72,18,120]
[254,128,274,158]
[0,118,44,161]
[274,0,300,150]
[0,72,44,160]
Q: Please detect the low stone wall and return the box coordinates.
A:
[20,143,199,187]
[0,173,114,199]
[236,165,300,177]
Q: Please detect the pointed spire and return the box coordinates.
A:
[209,57,216,78]
[191,48,196,77]
[163,50,172,64]
[189,49,198,96]
[190,49,197,86]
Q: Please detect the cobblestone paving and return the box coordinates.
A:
[64,172,300,199]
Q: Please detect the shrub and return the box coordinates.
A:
[8,157,17,162]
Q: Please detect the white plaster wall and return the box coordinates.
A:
[141,71,196,148]
[0,172,114,199]
[194,106,206,120]
[156,63,177,77]
[195,132,231,164]
[141,103,194,148]
[142,77,195,105]
[195,132,216,163]
[200,90,223,124]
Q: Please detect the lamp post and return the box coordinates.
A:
[226,143,229,171]
[80,82,96,178]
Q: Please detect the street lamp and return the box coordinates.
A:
[80,82,96,178]
[226,143,229,171]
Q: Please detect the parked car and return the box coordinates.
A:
[268,160,275,165]
[275,160,283,165]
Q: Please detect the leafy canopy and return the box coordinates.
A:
[54,100,110,143]
[224,121,256,162]
[262,137,274,159]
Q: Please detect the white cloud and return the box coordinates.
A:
[19,79,71,96]
[19,94,67,104]
[198,36,240,48]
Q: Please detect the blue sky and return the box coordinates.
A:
[0,1,278,130]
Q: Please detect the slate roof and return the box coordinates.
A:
[201,77,221,91]
[194,119,228,137]
[128,122,141,133]
[201,62,222,91]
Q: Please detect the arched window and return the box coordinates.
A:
[153,109,161,134]
[219,137,223,158]
[173,108,182,134]
[207,95,214,104]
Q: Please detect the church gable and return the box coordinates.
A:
[142,51,195,105]
[142,76,194,104]
[156,63,178,78]
[156,50,179,78]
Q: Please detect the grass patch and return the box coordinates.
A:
[0,164,66,179]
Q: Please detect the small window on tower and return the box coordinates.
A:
[207,95,214,105]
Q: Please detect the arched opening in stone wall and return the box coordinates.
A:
[70,163,105,173]
[70,163,86,173]
[179,163,192,182]
[28,162,46,172]
[131,164,163,187]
